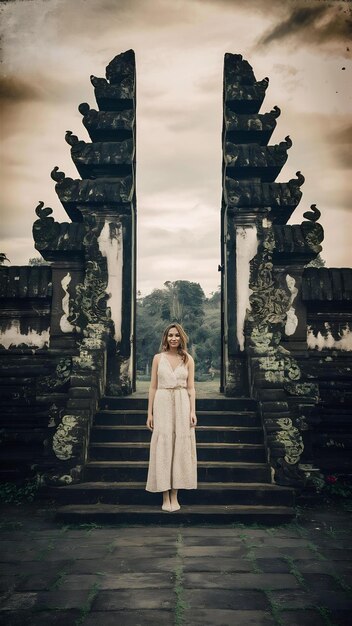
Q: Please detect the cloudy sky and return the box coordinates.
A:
[1,0,351,296]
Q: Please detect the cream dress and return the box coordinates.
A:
[146,352,197,492]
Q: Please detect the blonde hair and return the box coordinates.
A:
[160,323,189,364]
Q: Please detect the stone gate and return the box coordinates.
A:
[0,51,351,491]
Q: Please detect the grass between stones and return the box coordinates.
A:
[48,564,72,590]
[331,572,352,595]
[239,531,263,574]
[316,605,336,626]
[264,589,285,626]
[74,581,100,626]
[306,541,327,560]
[282,556,307,589]
[174,531,189,626]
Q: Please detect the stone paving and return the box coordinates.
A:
[0,501,351,625]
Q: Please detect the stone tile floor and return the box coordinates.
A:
[0,500,351,625]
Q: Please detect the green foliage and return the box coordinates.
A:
[307,472,352,501]
[137,281,221,377]
[0,478,40,505]
[75,581,101,626]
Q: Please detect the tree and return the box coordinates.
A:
[136,280,220,378]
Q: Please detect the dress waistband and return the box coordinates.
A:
[159,385,187,390]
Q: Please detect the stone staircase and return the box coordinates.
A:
[51,396,296,524]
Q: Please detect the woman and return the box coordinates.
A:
[145,323,197,511]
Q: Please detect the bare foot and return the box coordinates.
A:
[162,491,171,512]
[170,488,180,512]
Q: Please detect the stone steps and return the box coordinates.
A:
[52,395,296,525]
[94,409,259,427]
[91,425,264,443]
[101,396,257,411]
[84,460,271,482]
[48,481,294,506]
[89,442,266,462]
[54,503,295,525]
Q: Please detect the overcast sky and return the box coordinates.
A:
[0,0,351,296]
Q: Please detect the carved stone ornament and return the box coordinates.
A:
[68,216,110,331]
[245,227,307,486]
[275,417,305,464]
[33,201,60,248]
[37,358,72,393]
[52,414,81,460]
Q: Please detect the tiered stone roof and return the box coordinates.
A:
[222,53,304,223]
[51,50,136,222]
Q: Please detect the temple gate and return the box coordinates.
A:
[0,51,351,510]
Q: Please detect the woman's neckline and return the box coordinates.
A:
[162,352,184,372]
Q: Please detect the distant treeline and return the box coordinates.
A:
[136,281,221,380]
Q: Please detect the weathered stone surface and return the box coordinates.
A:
[225,106,280,138]
[181,535,243,546]
[0,610,81,626]
[270,589,352,611]
[79,106,135,142]
[183,572,300,589]
[0,593,37,611]
[0,266,52,298]
[59,572,173,590]
[182,609,275,626]
[256,558,292,573]
[302,267,352,302]
[180,545,246,558]
[92,589,174,610]
[273,222,324,257]
[278,610,325,626]
[301,573,342,591]
[33,590,91,610]
[69,138,134,165]
[84,611,174,626]
[225,139,291,181]
[182,558,253,572]
[33,205,85,255]
[182,588,269,610]
[250,547,318,559]
[53,173,134,208]
[224,174,303,212]
[105,49,135,84]
[68,557,178,574]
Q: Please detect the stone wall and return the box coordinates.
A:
[0,265,75,481]
[298,268,352,476]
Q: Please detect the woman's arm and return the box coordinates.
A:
[146,354,159,431]
[187,355,197,427]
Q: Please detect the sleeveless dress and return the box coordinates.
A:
[145,353,197,492]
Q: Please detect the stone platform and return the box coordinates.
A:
[0,501,351,625]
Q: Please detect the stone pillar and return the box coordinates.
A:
[51,50,137,395]
[220,53,298,396]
